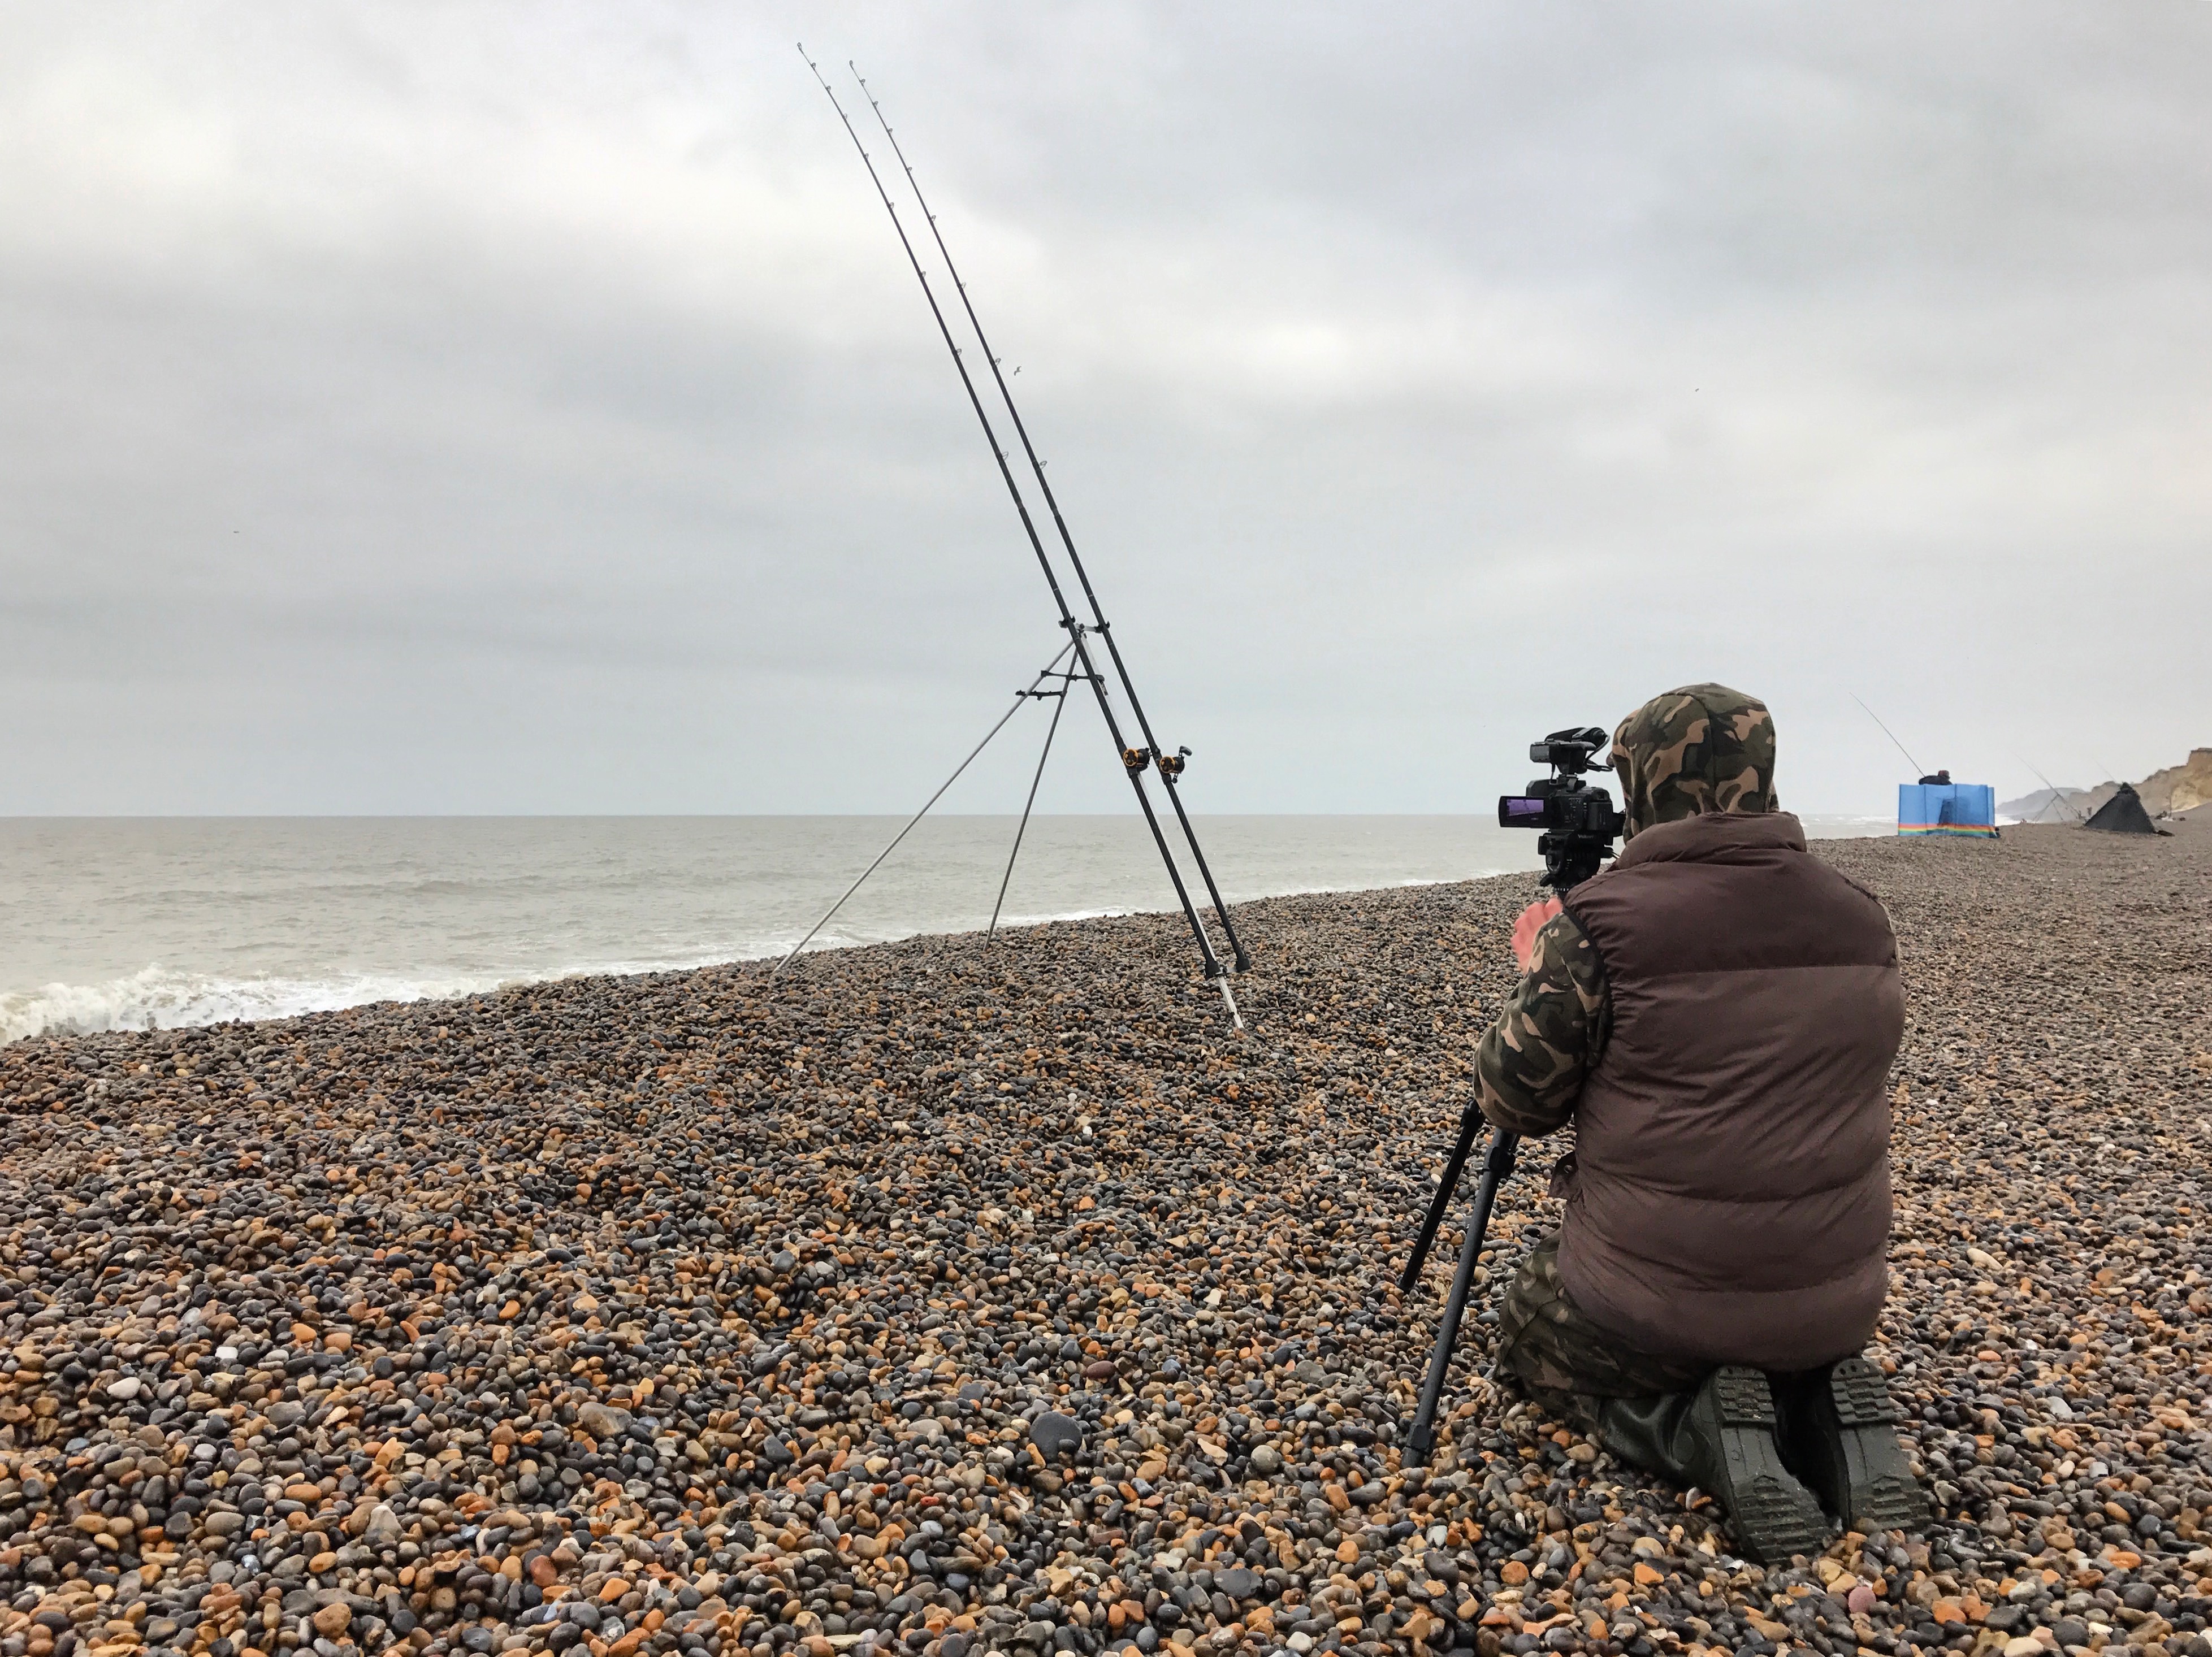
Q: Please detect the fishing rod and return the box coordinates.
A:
[799,46,1246,1019]
[2012,752,2077,823]
[852,66,1251,977]
[1850,693,1925,778]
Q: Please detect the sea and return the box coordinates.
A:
[0,814,1891,1043]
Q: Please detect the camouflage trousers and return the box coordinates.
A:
[1496,1230,1712,1433]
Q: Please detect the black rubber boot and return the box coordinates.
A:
[1779,1355,1931,1534]
[1598,1368,1829,1564]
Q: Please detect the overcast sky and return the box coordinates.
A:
[3,2,2207,816]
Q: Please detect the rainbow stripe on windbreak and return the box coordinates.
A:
[1898,822,2000,836]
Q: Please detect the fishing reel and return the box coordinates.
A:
[1499,725,1625,890]
[1124,745,1192,778]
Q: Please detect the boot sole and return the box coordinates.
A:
[1825,1357,1932,1534]
[1707,1368,1830,1563]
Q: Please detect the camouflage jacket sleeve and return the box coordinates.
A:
[1474,907,1611,1137]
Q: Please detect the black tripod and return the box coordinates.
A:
[1400,734,1623,1465]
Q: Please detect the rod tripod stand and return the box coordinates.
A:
[791,47,1249,1013]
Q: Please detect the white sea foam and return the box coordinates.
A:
[2,931,1028,1042]
[0,946,825,1043]
[0,964,520,1043]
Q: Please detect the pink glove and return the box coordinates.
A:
[1510,896,1564,971]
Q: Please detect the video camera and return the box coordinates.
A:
[1496,725,1626,891]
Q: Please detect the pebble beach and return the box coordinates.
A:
[0,821,2206,1657]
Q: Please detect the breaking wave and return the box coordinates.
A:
[0,919,1132,1044]
[0,964,541,1044]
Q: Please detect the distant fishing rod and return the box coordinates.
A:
[852,67,1250,977]
[1850,693,1925,778]
[2012,752,2079,823]
[799,45,1246,1010]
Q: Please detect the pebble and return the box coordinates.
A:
[0,818,2204,1657]
[1028,1413,1084,1460]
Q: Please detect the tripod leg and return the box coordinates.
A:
[1405,1130,1519,1467]
[1401,1105,1483,1292]
[987,675,1068,944]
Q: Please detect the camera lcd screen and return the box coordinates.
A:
[1498,795,1548,827]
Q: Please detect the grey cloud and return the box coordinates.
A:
[2,0,2206,816]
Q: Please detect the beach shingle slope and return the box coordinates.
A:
[0,821,2207,1657]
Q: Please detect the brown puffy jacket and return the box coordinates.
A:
[1556,809,1902,1372]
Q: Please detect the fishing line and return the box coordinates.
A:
[773,644,1075,975]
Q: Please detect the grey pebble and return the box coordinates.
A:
[1030,1411,1084,1458]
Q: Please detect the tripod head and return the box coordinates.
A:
[1498,725,1626,892]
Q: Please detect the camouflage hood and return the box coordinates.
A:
[1610,683,1777,838]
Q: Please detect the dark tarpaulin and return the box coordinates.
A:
[2083,782,2164,835]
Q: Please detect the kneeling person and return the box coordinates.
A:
[1474,683,1928,1560]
